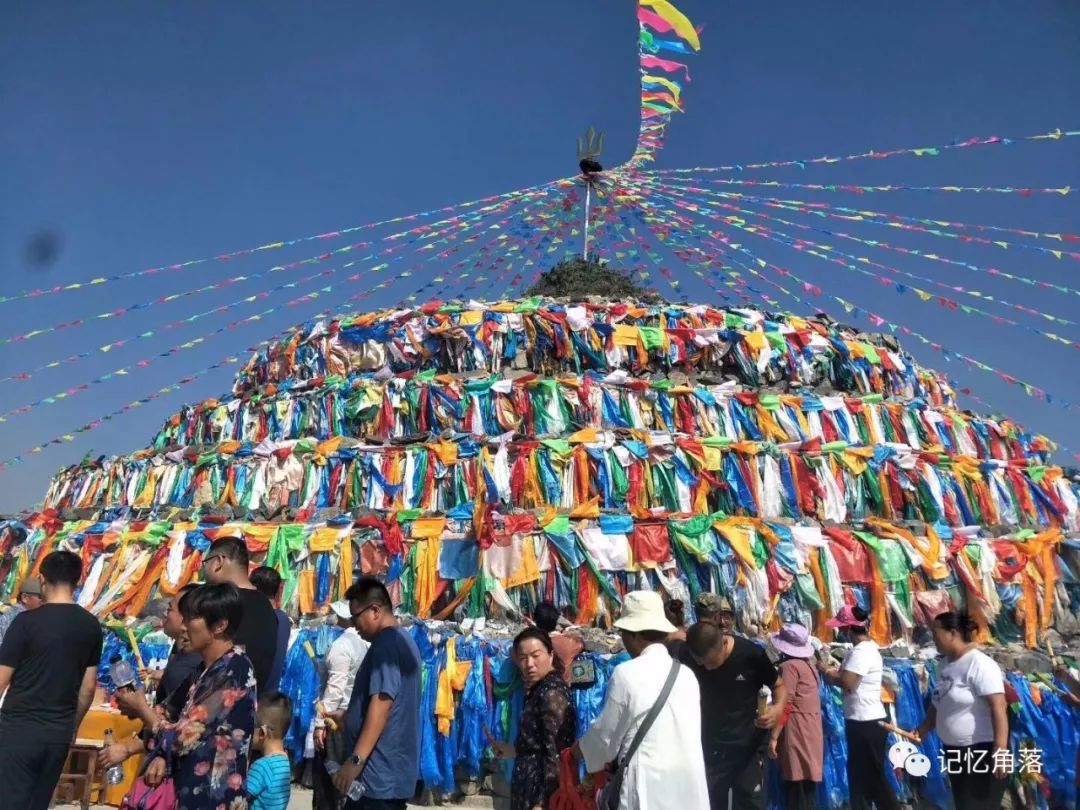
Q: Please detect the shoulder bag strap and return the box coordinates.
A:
[612,658,681,778]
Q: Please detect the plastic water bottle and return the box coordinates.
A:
[109,655,136,691]
[324,760,365,801]
[756,685,770,718]
[102,728,125,786]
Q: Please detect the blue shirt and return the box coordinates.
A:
[246,752,291,810]
[344,625,422,800]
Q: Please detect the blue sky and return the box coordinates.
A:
[1,1,1078,512]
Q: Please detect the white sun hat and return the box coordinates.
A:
[613,590,677,634]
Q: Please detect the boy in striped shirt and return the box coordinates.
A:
[248,692,293,810]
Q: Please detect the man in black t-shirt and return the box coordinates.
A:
[0,551,104,810]
[201,536,277,694]
[684,621,787,810]
[251,565,291,693]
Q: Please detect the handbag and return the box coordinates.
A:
[550,748,594,810]
[597,659,681,810]
[119,775,177,810]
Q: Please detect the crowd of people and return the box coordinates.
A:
[0,539,425,810]
[0,540,1065,810]
[499,591,1027,810]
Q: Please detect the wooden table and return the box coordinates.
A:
[53,744,98,810]
[68,707,145,806]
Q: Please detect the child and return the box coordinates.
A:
[247,692,294,810]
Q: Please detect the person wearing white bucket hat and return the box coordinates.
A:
[311,599,369,810]
[574,591,709,810]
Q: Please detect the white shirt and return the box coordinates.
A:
[579,644,709,810]
[316,627,369,726]
[932,649,1004,747]
[841,640,886,721]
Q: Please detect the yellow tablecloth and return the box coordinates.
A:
[76,707,144,806]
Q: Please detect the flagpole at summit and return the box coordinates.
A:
[577,127,605,260]
[583,183,592,260]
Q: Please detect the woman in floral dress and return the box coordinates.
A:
[142,583,257,810]
[494,628,576,810]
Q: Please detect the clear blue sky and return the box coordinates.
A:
[1,1,1078,512]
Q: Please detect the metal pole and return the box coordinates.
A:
[583,180,592,260]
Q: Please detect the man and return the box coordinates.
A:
[333,577,421,810]
[684,621,787,810]
[532,600,583,680]
[668,593,736,659]
[695,592,736,633]
[314,600,369,810]
[574,591,708,810]
[201,536,278,693]
[0,577,43,646]
[0,551,103,810]
[251,565,291,693]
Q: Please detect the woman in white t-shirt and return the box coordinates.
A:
[915,611,1008,810]
[818,605,899,810]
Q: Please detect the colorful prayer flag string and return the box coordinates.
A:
[625,0,701,167]
[626,184,1080,416]
[0,187,564,429]
[632,127,1080,175]
[0,181,574,307]
[392,188,576,308]
[0,189,593,464]
[622,191,824,316]
[635,179,1080,334]
[636,181,1080,351]
[638,177,1080,251]
[633,173,1076,198]
[0,184,568,387]
[694,191,1080,292]
[0,183,579,353]
[451,192,581,304]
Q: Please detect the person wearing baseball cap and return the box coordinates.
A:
[575,591,709,809]
[0,577,43,646]
[818,605,899,810]
[694,592,736,632]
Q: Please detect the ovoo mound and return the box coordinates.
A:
[7,265,1077,654]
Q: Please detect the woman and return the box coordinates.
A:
[767,623,823,810]
[142,582,257,810]
[916,611,1008,810]
[818,605,899,810]
[494,628,576,810]
[100,585,204,770]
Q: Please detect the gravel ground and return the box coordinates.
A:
[57,785,500,809]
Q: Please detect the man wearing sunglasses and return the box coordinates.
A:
[332,577,421,810]
[201,537,278,695]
